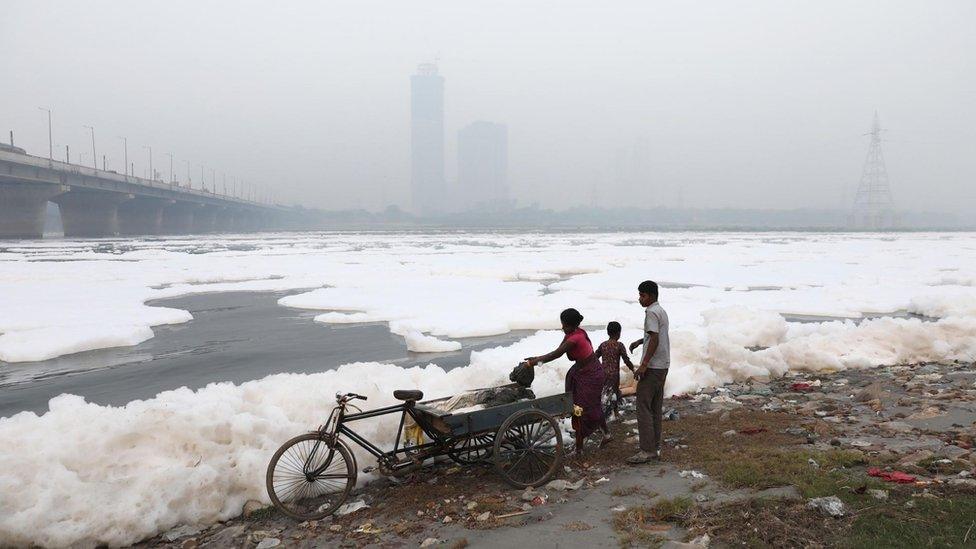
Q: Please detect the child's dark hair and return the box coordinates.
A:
[607,321,621,337]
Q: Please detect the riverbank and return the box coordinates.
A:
[142,359,976,548]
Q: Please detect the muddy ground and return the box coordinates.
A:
[143,360,976,548]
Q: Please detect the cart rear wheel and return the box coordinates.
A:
[448,433,495,465]
[266,432,357,521]
[493,409,563,488]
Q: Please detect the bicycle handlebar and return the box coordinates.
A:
[336,392,368,403]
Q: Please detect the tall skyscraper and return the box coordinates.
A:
[457,121,508,210]
[410,63,445,215]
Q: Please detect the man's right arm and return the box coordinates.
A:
[628,338,643,353]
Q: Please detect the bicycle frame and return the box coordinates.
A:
[309,399,451,476]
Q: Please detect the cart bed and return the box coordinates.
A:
[413,389,573,438]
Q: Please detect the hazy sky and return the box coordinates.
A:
[2,1,974,213]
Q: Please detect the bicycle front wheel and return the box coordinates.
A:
[266,432,357,521]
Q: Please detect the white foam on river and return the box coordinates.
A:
[1,231,976,546]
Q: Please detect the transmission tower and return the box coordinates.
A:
[850,112,895,229]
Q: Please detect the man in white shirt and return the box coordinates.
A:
[627,280,670,464]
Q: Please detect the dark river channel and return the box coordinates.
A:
[0,291,527,418]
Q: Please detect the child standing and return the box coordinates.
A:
[595,321,634,419]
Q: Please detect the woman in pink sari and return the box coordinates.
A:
[523,308,610,458]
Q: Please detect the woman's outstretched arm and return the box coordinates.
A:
[525,339,573,366]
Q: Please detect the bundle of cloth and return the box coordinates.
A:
[433,385,536,414]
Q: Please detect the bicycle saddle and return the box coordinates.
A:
[393,390,424,401]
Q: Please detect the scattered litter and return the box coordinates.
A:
[664,408,680,421]
[711,395,741,405]
[495,510,530,519]
[850,439,873,447]
[442,516,452,524]
[808,458,820,469]
[868,467,917,484]
[355,523,382,534]
[807,496,846,517]
[476,511,492,522]
[610,505,627,512]
[255,539,280,549]
[420,538,440,548]
[546,478,585,491]
[679,470,707,479]
[336,499,369,516]
[162,526,202,542]
[466,501,478,510]
[594,477,610,484]
[791,382,815,392]
[722,430,737,437]
[868,489,889,501]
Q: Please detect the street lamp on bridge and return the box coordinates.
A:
[37,107,53,159]
[143,145,153,181]
[165,152,174,184]
[82,125,96,169]
[118,136,128,175]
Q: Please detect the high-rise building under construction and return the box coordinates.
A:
[410,63,445,215]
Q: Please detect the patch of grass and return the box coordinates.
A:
[612,497,693,548]
[650,496,693,521]
[611,485,657,498]
[846,492,976,548]
[243,505,278,521]
[916,456,970,475]
[680,487,976,549]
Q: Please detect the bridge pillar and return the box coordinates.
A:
[193,206,220,233]
[54,190,131,238]
[215,208,237,233]
[0,183,65,239]
[118,198,172,235]
[161,202,199,234]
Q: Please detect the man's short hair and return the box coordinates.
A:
[638,280,658,296]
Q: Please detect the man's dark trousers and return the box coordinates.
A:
[636,369,668,453]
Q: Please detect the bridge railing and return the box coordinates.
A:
[0,149,275,208]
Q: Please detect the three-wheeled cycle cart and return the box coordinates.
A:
[266,385,572,521]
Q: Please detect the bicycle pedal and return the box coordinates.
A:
[362,466,377,473]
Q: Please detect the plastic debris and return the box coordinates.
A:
[255,539,280,549]
[336,499,369,516]
[868,468,917,484]
[421,538,441,548]
[355,523,382,534]
[594,477,610,484]
[679,470,706,479]
[807,496,846,517]
[545,478,585,491]
[868,489,888,501]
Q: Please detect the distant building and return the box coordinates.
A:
[457,121,509,210]
[410,63,445,215]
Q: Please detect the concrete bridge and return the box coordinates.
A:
[0,147,289,239]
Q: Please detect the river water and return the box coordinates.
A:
[0,290,527,418]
